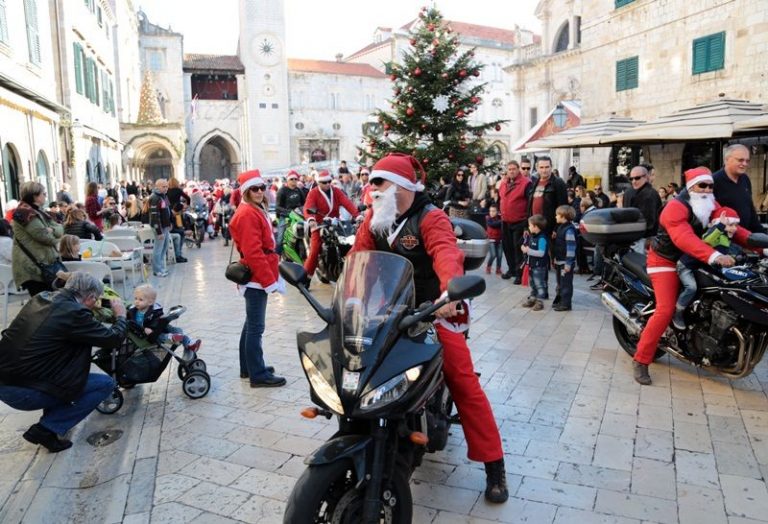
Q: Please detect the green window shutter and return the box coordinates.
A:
[616,60,626,91]
[84,58,92,101]
[0,0,9,44]
[625,56,638,89]
[692,32,726,74]
[23,0,41,64]
[93,64,99,106]
[616,56,638,91]
[74,43,83,94]
[109,80,115,116]
[615,0,635,7]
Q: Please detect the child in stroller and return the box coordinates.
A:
[92,285,210,414]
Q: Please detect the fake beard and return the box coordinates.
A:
[689,191,716,227]
[370,185,398,236]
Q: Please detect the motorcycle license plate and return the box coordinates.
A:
[342,370,360,392]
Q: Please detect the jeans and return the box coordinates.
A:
[529,266,549,299]
[158,326,191,346]
[152,227,170,274]
[275,218,286,255]
[170,229,184,258]
[239,287,271,381]
[592,246,605,278]
[555,264,574,307]
[501,220,526,276]
[487,241,503,269]
[0,373,115,435]
[676,261,697,309]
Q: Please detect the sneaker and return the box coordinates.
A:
[154,271,169,278]
[186,339,201,353]
[522,297,537,308]
[633,361,652,385]
[484,459,509,503]
[532,300,544,311]
[485,265,491,274]
[496,268,502,275]
[589,281,604,291]
[23,423,72,453]
[672,309,686,331]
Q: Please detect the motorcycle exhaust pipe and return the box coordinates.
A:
[601,292,643,337]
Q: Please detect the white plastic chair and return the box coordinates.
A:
[62,261,114,290]
[0,263,14,328]
[108,237,146,284]
[104,229,138,240]
[136,228,156,263]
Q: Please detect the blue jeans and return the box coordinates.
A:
[170,231,183,258]
[676,261,697,309]
[275,218,286,255]
[487,241,503,269]
[239,287,271,381]
[152,227,170,274]
[555,264,574,307]
[529,266,549,299]
[158,326,191,346]
[0,373,115,435]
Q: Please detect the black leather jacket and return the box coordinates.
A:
[0,289,127,401]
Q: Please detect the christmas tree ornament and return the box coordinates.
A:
[406,107,415,117]
[432,95,450,113]
[471,96,480,104]
[428,24,435,31]
[441,72,449,79]
[473,70,480,77]
[459,69,467,78]
[456,110,465,118]
[413,67,422,76]
[410,38,417,46]
[495,124,501,131]
[448,153,455,160]
[390,74,398,81]
[476,155,484,164]
[383,123,390,130]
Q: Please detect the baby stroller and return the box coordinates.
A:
[92,305,210,414]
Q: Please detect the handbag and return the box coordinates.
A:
[224,241,251,285]
[15,238,68,286]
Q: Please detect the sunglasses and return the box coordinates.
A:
[520,167,531,171]
[696,182,714,190]
[248,185,266,192]
[629,175,645,181]
[318,181,330,185]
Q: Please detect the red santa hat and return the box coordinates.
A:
[370,153,426,192]
[684,167,713,191]
[711,207,740,225]
[237,169,266,193]
[316,170,333,183]
[286,170,300,181]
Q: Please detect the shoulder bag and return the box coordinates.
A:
[15,238,67,287]
[225,241,251,285]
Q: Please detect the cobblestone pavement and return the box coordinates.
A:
[3,239,768,523]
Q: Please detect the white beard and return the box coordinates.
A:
[370,185,398,236]
[689,192,716,227]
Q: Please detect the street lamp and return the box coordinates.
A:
[553,103,567,128]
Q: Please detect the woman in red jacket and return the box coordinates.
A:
[229,170,286,388]
[85,182,104,231]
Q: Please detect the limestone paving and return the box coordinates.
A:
[1,240,768,522]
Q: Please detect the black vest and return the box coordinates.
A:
[554,223,575,262]
[651,190,704,262]
[373,203,441,305]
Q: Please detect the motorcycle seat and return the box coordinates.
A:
[621,251,652,287]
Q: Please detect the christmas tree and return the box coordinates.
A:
[359,6,506,185]
[137,70,164,125]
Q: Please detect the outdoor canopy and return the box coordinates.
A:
[734,113,768,134]
[524,116,646,149]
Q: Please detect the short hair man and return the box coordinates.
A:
[623,166,662,253]
[527,156,569,239]
[499,160,531,283]
[0,273,127,452]
[713,144,764,233]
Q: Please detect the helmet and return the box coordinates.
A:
[450,218,488,271]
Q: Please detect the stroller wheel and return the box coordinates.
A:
[182,371,210,399]
[177,363,189,381]
[189,359,207,373]
[96,388,124,415]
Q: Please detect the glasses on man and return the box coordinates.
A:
[696,182,714,190]
[318,181,330,185]
[520,166,531,171]
[629,175,645,181]
[249,185,266,192]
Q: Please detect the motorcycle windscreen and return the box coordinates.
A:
[333,251,415,365]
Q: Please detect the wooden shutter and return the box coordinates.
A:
[708,32,725,71]
[693,32,726,74]
[24,0,41,64]
[74,43,83,94]
[109,80,115,116]
[616,59,626,91]
[692,38,709,74]
[616,56,638,91]
[0,0,9,44]
[615,0,635,7]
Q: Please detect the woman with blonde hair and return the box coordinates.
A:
[125,194,142,222]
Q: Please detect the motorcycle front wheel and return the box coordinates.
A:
[284,459,412,524]
[613,317,665,361]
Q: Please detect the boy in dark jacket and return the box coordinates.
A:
[485,205,503,275]
[553,205,578,311]
[521,214,549,311]
[128,284,200,357]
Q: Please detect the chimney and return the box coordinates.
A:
[335,53,343,62]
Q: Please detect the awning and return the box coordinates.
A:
[734,113,768,133]
[512,100,581,152]
[601,99,765,144]
[525,116,646,149]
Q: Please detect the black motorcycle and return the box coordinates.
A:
[312,215,357,284]
[219,203,234,247]
[185,205,209,248]
[280,252,485,523]
[583,208,768,378]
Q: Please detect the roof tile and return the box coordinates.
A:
[287,59,387,78]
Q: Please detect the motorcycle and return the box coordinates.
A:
[280,208,309,264]
[218,203,234,247]
[279,252,486,523]
[185,205,209,248]
[583,207,768,378]
[314,216,357,284]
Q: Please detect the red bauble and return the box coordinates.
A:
[441,72,449,79]
[471,96,480,104]
[473,70,480,77]
[495,124,502,131]
[406,107,415,117]
[410,38,417,46]
[448,153,455,160]
[456,110,465,118]
[433,39,439,46]
[383,123,390,130]
[390,74,398,81]
[476,155,484,164]
[428,24,435,31]
[408,86,414,92]
[459,69,467,78]
[459,144,466,150]
[413,67,422,76]
[422,158,429,165]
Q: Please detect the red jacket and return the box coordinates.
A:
[499,175,530,223]
[304,186,359,221]
[351,207,464,295]
[229,202,278,290]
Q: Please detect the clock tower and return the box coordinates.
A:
[238,0,291,170]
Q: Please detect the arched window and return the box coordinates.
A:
[2,143,21,202]
[553,21,569,53]
[36,150,51,199]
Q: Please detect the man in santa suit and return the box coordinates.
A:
[303,170,360,280]
[349,152,509,503]
[633,167,752,385]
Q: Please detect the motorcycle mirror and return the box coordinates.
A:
[357,204,368,212]
[279,261,307,287]
[447,275,486,302]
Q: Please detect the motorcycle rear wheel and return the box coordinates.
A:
[284,458,412,524]
[613,317,665,361]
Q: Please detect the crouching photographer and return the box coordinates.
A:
[0,272,127,452]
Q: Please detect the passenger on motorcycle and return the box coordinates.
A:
[275,171,306,253]
[349,152,509,503]
[633,167,746,385]
[303,170,360,281]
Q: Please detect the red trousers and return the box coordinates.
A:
[634,251,679,365]
[304,229,322,276]
[436,324,504,463]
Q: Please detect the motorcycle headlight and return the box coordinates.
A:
[301,354,344,415]
[359,365,422,411]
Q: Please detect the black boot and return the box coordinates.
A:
[633,361,652,385]
[484,458,509,503]
[23,423,72,452]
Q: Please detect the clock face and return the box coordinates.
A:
[251,33,282,67]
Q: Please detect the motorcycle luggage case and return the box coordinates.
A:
[579,208,646,246]
[450,218,489,271]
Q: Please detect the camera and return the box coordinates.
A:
[101,298,111,308]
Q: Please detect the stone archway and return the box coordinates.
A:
[143,147,174,181]
[193,130,241,182]
[124,134,181,183]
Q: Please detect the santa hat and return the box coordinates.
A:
[316,170,332,183]
[286,170,300,181]
[237,169,266,193]
[711,207,740,225]
[684,167,713,191]
[370,153,426,192]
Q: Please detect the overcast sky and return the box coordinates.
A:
[138,0,542,60]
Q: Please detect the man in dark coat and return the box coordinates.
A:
[623,165,662,252]
[527,156,569,238]
[713,144,764,233]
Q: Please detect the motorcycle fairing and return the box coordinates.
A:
[303,433,372,487]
